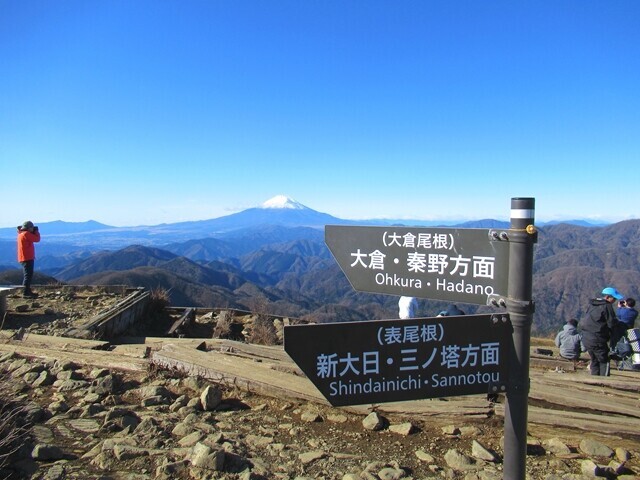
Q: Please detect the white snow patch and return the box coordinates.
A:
[260,195,306,210]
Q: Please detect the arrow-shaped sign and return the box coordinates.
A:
[284,314,511,407]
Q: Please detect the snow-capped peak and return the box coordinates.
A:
[260,195,306,210]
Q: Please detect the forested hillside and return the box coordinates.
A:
[2,220,639,336]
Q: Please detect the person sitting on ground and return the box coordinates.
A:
[554,319,584,361]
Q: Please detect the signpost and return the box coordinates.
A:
[284,314,511,407]
[325,225,510,305]
[503,198,537,480]
[284,197,537,480]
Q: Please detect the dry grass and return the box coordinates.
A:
[212,310,234,339]
[149,287,171,310]
[145,361,189,381]
[532,336,556,347]
[0,378,30,470]
[244,297,279,345]
[248,314,278,346]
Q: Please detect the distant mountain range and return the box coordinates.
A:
[1,195,634,336]
[0,195,606,246]
[1,195,510,262]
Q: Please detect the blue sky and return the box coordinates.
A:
[1,1,639,227]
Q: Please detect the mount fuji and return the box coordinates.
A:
[260,195,307,210]
[162,195,354,234]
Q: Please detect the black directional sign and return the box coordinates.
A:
[284,314,511,407]
[325,225,510,305]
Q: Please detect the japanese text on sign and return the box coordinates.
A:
[350,230,496,280]
[284,314,510,406]
[316,321,502,398]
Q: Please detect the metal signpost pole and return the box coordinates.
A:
[503,197,537,479]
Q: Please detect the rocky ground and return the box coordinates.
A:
[1,350,639,480]
[1,286,278,341]
[0,286,136,337]
[1,287,639,479]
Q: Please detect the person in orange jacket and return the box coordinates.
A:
[17,220,41,297]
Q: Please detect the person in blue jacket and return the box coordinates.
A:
[611,297,639,349]
[617,298,638,329]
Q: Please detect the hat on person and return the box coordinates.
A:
[602,287,624,300]
[21,220,34,230]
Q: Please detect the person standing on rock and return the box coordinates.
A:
[398,296,418,319]
[579,287,623,376]
[16,220,40,298]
